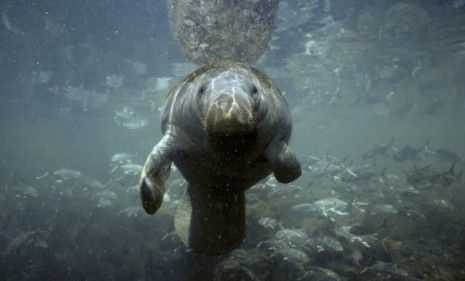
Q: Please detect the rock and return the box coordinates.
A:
[167,0,279,64]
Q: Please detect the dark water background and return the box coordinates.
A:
[1,0,464,280]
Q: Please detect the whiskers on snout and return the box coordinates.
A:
[206,93,255,135]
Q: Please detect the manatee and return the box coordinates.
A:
[139,61,301,255]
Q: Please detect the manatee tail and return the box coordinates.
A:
[174,184,245,256]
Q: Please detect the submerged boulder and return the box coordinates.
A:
[167,0,279,64]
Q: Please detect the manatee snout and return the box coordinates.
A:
[205,92,256,138]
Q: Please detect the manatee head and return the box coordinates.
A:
[164,61,290,156]
[201,74,264,152]
[202,76,258,135]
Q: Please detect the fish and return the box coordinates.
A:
[431,148,465,164]
[258,236,310,264]
[335,224,377,248]
[362,137,398,159]
[5,230,48,255]
[120,163,143,175]
[340,167,387,183]
[371,204,398,215]
[9,183,39,197]
[22,185,38,197]
[289,198,350,219]
[97,198,112,208]
[118,207,142,218]
[53,168,83,180]
[111,153,133,164]
[298,267,342,281]
[308,155,349,177]
[393,138,433,162]
[275,228,309,243]
[267,184,303,199]
[53,168,105,190]
[271,246,310,264]
[302,154,321,168]
[258,217,279,230]
[114,107,147,130]
[82,179,105,189]
[94,190,118,208]
[406,162,462,188]
[306,235,344,253]
[214,260,261,281]
[63,85,109,111]
[361,262,408,277]
[35,172,49,180]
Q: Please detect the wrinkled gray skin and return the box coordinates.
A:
[140,61,301,255]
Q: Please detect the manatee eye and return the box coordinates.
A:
[250,85,260,111]
[250,85,258,96]
[197,85,206,99]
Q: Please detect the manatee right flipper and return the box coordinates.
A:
[140,134,174,214]
[264,137,302,183]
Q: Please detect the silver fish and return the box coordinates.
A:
[53,168,83,180]
[111,153,133,164]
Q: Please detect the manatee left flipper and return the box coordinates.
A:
[264,138,301,183]
[140,134,174,214]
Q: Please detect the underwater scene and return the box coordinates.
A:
[1,0,465,280]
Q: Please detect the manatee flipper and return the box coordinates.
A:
[175,184,245,255]
[264,138,301,183]
[140,134,174,214]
